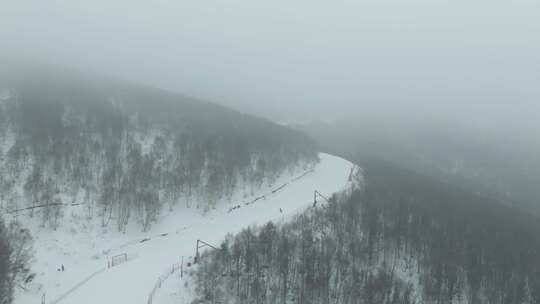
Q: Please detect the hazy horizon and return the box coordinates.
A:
[1,0,539,124]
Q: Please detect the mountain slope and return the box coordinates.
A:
[191,155,540,304]
[0,64,318,232]
[297,119,540,217]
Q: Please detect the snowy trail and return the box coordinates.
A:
[15,153,354,304]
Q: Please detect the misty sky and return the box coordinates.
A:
[1,0,539,123]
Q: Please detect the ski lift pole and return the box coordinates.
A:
[181,256,184,278]
[195,239,220,264]
[313,190,330,207]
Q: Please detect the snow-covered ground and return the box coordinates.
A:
[11,153,354,304]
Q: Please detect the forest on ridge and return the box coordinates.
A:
[0,65,318,231]
[191,156,540,304]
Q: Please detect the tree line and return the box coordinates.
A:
[191,156,540,304]
[0,218,33,304]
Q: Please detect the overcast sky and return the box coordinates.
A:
[1,0,539,123]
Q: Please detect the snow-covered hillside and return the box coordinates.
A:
[11,153,355,304]
[0,69,319,232]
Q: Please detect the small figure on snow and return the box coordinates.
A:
[279,208,283,213]
[61,264,65,272]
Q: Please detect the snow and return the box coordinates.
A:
[10,153,354,304]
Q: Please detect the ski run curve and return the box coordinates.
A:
[14,153,355,304]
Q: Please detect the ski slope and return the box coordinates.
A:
[13,153,355,304]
